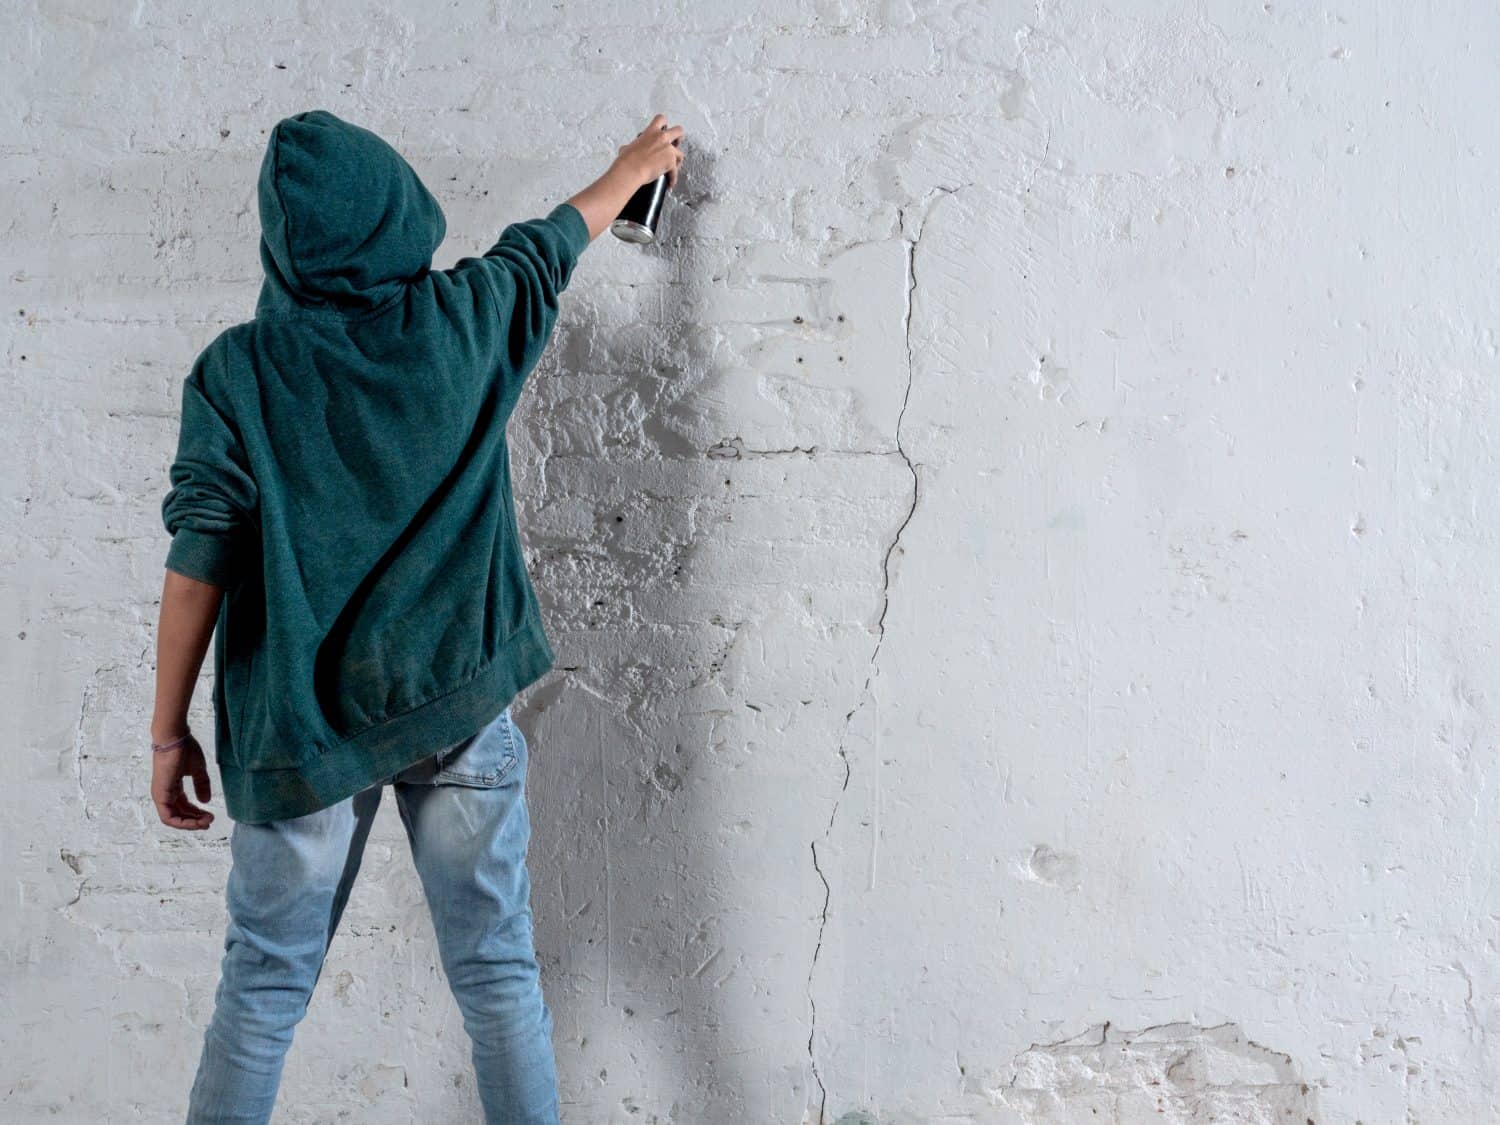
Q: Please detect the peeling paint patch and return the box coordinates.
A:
[993,1021,1316,1123]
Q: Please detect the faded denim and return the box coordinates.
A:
[185,705,560,1123]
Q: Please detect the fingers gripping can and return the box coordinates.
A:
[611,133,680,245]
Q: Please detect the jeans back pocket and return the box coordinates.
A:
[433,707,520,788]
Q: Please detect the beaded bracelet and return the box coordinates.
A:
[151,728,194,754]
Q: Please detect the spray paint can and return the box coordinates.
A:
[611,137,680,245]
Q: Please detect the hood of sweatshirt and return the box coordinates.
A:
[255,108,447,317]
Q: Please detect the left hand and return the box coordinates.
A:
[151,731,216,830]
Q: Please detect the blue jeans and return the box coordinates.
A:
[186,706,560,1123]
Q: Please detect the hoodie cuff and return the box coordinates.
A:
[165,527,239,588]
[547,202,592,262]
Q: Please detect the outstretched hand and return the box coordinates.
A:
[615,113,685,190]
[567,113,688,242]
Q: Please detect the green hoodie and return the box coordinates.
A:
[161,108,591,824]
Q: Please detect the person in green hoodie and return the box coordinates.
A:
[150,108,684,1124]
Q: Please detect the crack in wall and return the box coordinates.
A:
[805,186,966,1123]
[71,662,122,824]
[705,436,908,461]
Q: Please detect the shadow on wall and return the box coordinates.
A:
[515,146,794,1117]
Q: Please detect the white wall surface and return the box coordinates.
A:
[5,2,1497,1122]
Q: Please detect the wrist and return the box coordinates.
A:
[605,157,647,192]
[152,715,190,743]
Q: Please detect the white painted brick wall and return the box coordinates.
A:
[6,2,1498,1121]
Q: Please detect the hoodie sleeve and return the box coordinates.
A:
[469,201,591,382]
[161,359,259,588]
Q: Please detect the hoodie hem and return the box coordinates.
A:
[218,614,556,824]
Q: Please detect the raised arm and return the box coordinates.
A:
[453,115,687,406]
